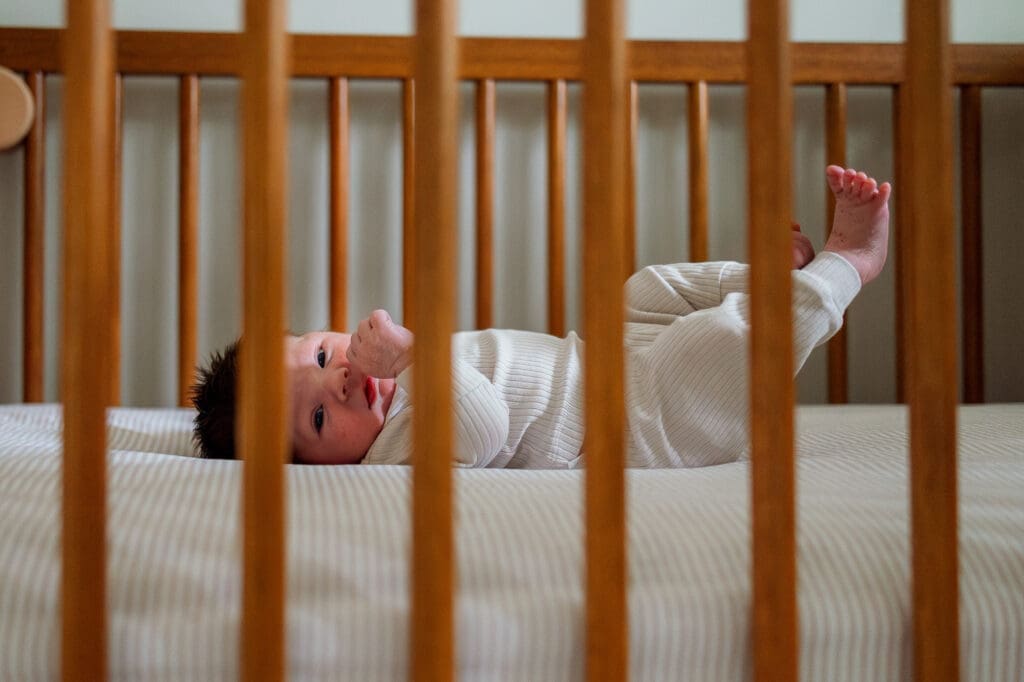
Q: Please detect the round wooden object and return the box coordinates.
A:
[0,66,34,150]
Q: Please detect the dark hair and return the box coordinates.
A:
[190,340,240,459]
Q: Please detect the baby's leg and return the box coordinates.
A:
[824,165,892,285]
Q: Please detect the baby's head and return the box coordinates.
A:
[191,331,397,464]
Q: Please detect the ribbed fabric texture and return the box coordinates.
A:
[364,252,862,468]
[0,403,1021,680]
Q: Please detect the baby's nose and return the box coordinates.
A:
[328,366,351,402]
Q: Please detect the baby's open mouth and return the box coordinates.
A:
[364,377,376,407]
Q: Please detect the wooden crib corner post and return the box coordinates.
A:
[61,0,114,678]
[747,0,798,679]
[239,0,290,679]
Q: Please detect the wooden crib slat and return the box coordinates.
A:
[626,80,638,275]
[329,76,350,331]
[825,83,849,404]
[893,86,910,404]
[240,0,289,678]
[61,0,113,678]
[23,71,45,403]
[687,80,709,262]
[583,0,628,678]
[905,0,960,679]
[403,78,416,328]
[546,79,567,337]
[476,78,495,329]
[109,73,123,405]
[411,0,457,678]
[960,85,983,404]
[748,0,798,679]
[178,74,199,407]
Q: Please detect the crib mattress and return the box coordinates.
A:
[0,403,1021,681]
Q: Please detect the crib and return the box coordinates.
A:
[0,0,1022,680]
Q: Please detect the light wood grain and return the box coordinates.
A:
[748,0,798,679]
[23,71,45,403]
[906,0,960,679]
[178,74,199,407]
[960,85,983,404]
[476,79,495,330]
[411,0,457,679]
[61,1,113,679]
[547,80,567,337]
[825,82,848,404]
[239,0,289,679]
[330,76,350,331]
[583,0,629,679]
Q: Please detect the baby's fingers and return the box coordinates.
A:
[368,309,392,330]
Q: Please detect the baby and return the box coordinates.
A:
[193,165,891,468]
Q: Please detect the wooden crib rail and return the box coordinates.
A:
[3,28,1024,84]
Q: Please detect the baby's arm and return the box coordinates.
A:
[351,311,509,467]
[394,359,509,467]
[346,309,414,378]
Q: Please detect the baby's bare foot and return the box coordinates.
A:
[823,165,892,285]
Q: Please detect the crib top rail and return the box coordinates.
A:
[1,28,1022,84]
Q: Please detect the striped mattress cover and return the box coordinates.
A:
[0,403,1021,680]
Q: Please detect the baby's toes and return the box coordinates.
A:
[851,171,869,197]
[842,168,859,195]
[825,165,846,194]
[874,181,892,206]
[859,177,878,202]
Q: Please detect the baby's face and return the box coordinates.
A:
[287,331,397,464]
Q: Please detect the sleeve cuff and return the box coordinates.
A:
[802,251,862,312]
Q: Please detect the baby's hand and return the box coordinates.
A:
[791,222,815,269]
[346,309,414,378]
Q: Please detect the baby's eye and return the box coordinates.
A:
[317,347,326,368]
[314,405,324,433]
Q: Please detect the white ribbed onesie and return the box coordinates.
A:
[362,251,862,469]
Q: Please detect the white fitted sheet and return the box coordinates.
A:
[0,403,1021,680]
